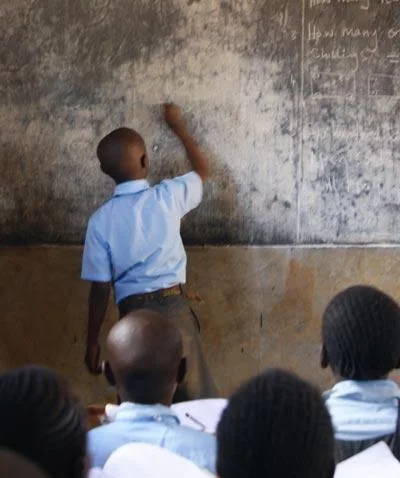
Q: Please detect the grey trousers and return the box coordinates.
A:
[118,294,219,403]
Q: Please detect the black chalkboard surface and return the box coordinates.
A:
[1,0,400,245]
[300,0,400,243]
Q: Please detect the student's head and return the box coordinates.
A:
[321,285,400,380]
[216,369,335,478]
[0,366,88,478]
[106,309,186,406]
[97,128,148,183]
[0,450,49,478]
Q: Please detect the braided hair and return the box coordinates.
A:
[216,369,335,478]
[0,366,87,478]
[322,285,400,379]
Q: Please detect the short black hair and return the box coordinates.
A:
[97,127,144,181]
[322,285,400,379]
[0,366,87,478]
[107,311,184,405]
[217,369,335,478]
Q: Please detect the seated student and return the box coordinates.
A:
[321,285,400,462]
[0,366,88,478]
[88,309,216,472]
[216,369,335,478]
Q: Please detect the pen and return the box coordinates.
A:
[185,412,206,431]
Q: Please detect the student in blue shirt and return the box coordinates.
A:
[88,309,217,471]
[81,104,217,401]
[321,285,400,462]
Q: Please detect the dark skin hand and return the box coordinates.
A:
[85,281,111,374]
[164,104,211,182]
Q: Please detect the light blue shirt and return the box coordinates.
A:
[81,172,203,303]
[88,403,217,472]
[324,380,400,441]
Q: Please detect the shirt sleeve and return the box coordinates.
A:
[160,171,203,218]
[81,219,112,282]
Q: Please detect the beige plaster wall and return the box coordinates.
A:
[1,245,399,404]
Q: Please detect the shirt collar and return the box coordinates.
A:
[324,379,400,402]
[114,402,180,424]
[113,180,150,196]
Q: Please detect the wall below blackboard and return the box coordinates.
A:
[2,0,400,245]
[2,244,400,404]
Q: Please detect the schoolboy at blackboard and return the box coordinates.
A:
[81,104,218,401]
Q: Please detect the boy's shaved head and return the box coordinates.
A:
[107,309,185,405]
[97,127,148,183]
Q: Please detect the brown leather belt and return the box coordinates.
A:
[118,285,182,315]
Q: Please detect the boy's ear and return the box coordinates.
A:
[140,153,147,169]
[177,358,187,384]
[104,361,116,386]
[320,344,329,369]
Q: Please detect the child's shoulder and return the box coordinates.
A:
[88,197,115,223]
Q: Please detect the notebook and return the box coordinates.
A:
[335,441,400,478]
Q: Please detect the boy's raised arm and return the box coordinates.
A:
[164,104,211,182]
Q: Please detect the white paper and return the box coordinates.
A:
[171,398,228,434]
[103,443,214,478]
[335,442,400,478]
[88,468,111,478]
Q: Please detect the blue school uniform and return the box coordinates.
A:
[81,171,202,302]
[88,403,216,472]
[81,171,218,400]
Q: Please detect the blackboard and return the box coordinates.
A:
[301,0,400,243]
[1,0,400,244]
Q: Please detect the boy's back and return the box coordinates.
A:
[88,406,216,472]
[82,171,202,302]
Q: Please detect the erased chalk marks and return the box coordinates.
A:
[310,71,356,98]
[298,0,400,243]
[368,74,400,97]
[0,0,184,107]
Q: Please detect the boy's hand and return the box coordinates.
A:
[163,103,210,181]
[85,343,102,375]
[164,103,187,134]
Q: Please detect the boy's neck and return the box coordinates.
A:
[336,374,389,382]
[115,175,148,185]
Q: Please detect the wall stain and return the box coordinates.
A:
[267,259,316,353]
